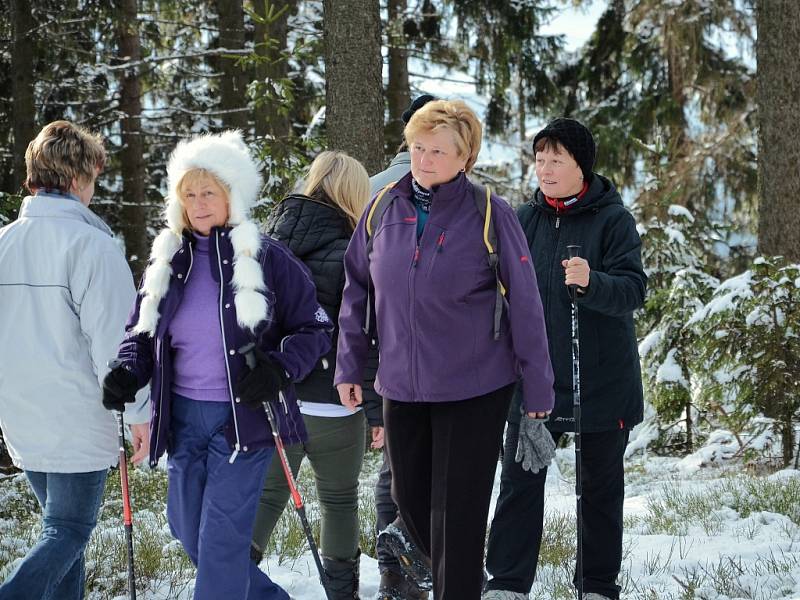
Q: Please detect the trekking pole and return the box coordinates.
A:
[114,411,137,600]
[239,345,333,600]
[566,244,583,600]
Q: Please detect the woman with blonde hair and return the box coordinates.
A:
[101,131,332,600]
[252,150,381,598]
[334,100,555,599]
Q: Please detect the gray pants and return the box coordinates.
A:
[252,410,366,561]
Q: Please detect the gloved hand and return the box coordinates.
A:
[236,351,290,408]
[102,364,140,412]
[515,414,556,473]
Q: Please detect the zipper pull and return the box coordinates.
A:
[555,217,560,229]
[413,245,420,267]
[436,232,445,252]
[228,444,240,464]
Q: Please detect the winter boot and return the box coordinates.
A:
[321,549,360,600]
[376,519,432,591]
[481,591,528,599]
[583,594,613,600]
[377,568,429,600]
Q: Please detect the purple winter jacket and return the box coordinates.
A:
[117,227,333,468]
[334,172,555,413]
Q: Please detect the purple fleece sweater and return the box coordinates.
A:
[169,235,229,401]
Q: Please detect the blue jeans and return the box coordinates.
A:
[167,394,288,600]
[0,469,108,600]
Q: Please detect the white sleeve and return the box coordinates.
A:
[76,246,150,425]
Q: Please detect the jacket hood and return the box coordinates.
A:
[133,131,268,337]
[267,194,351,259]
[532,173,622,215]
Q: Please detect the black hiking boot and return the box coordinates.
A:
[321,549,361,599]
[376,519,433,592]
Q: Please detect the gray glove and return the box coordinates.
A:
[515,414,556,473]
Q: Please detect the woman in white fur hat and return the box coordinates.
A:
[101,131,333,600]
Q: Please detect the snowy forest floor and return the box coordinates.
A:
[1,444,799,600]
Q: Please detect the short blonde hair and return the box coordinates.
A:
[25,120,106,193]
[404,99,483,173]
[303,151,370,229]
[176,168,231,231]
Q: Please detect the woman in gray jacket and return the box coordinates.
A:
[0,121,149,600]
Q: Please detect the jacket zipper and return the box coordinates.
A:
[153,242,193,466]
[215,232,242,463]
[546,214,562,326]
[426,232,445,276]
[409,242,420,399]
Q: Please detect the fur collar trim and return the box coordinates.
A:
[132,131,269,336]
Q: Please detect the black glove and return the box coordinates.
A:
[236,352,290,408]
[102,365,140,412]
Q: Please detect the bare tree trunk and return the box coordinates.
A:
[323,0,384,174]
[757,0,800,262]
[115,0,149,282]
[216,0,249,130]
[10,0,36,194]
[385,0,410,156]
[253,0,295,152]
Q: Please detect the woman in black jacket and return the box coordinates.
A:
[251,151,380,598]
[483,119,647,600]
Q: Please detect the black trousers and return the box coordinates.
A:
[485,425,629,599]
[383,384,514,600]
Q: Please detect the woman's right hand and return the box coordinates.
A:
[336,383,363,411]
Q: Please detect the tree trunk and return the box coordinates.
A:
[757,0,800,262]
[115,0,149,282]
[252,0,295,151]
[10,0,36,194]
[518,76,528,199]
[216,0,249,130]
[323,0,384,174]
[385,0,409,156]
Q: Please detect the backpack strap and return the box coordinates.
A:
[472,181,507,340]
[362,182,396,335]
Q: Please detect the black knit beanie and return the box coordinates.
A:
[402,94,437,124]
[532,118,596,181]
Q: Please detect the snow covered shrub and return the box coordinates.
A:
[691,256,800,466]
[637,205,719,452]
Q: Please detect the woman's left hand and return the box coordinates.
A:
[561,257,591,289]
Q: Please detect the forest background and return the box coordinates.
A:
[0,0,799,471]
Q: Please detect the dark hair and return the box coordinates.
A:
[533,136,570,157]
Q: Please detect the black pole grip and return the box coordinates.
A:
[567,244,581,259]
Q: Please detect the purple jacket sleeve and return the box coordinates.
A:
[265,243,333,381]
[116,294,156,388]
[333,205,372,388]
[494,199,556,414]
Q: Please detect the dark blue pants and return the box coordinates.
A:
[167,394,288,600]
[485,426,629,599]
[0,469,107,600]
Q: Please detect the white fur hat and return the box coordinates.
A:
[164,130,263,235]
[132,131,269,336]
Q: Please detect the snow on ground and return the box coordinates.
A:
[174,454,800,600]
